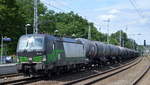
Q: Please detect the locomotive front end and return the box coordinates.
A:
[16,34,46,75]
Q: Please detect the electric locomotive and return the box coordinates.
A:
[16,34,87,76]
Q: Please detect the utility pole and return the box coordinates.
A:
[125,25,128,33]
[99,27,101,32]
[104,18,110,44]
[123,25,128,47]
[132,40,135,50]
[88,25,91,40]
[144,40,146,46]
[120,30,122,46]
[33,0,39,34]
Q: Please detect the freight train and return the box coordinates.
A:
[16,34,139,77]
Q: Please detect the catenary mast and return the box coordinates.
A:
[33,0,39,34]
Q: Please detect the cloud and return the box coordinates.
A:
[50,1,68,7]
[135,0,150,9]
[41,0,150,44]
[95,0,104,1]
[97,14,116,20]
[139,18,149,24]
[41,0,68,7]
[109,9,120,14]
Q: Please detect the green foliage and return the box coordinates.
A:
[110,30,137,49]
[111,30,127,44]
[124,39,134,49]
[0,0,25,54]
[0,0,138,55]
[109,37,119,45]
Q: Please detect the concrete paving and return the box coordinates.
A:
[0,63,17,75]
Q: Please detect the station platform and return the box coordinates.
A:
[0,63,17,75]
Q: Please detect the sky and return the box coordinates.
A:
[41,0,150,45]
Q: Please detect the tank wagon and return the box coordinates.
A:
[16,34,139,76]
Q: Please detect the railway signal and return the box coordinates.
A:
[144,40,146,46]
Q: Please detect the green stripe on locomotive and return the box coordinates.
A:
[18,56,28,62]
[18,56,43,63]
[46,49,64,63]
[17,49,64,64]
[33,56,43,62]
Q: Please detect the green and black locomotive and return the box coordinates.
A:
[16,34,87,76]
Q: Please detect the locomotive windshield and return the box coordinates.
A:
[17,35,44,51]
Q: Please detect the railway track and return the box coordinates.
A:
[131,56,150,85]
[0,57,142,85]
[0,72,41,85]
[0,76,41,85]
[64,57,142,85]
[0,73,22,79]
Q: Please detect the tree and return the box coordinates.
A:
[0,0,25,54]
[0,0,139,55]
[110,30,138,49]
[16,0,48,34]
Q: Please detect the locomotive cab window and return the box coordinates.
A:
[17,35,44,51]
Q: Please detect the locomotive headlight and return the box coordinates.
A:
[29,57,32,61]
[43,55,46,61]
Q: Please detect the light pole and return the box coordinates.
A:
[72,33,76,37]
[25,24,31,35]
[104,18,110,44]
[54,30,59,36]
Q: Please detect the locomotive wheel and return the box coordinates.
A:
[48,72,52,79]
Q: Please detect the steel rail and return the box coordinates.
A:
[64,57,142,85]
[131,56,150,85]
[0,76,41,85]
[0,73,22,79]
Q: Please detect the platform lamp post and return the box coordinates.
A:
[25,24,31,35]
[72,33,76,38]
[1,36,11,64]
[54,30,59,36]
